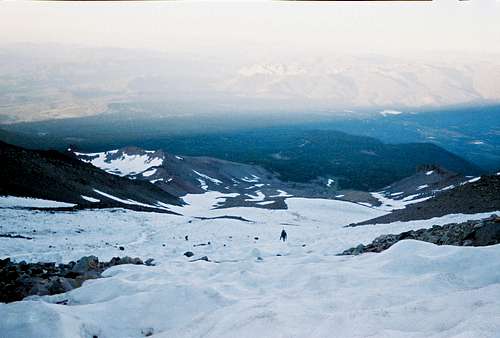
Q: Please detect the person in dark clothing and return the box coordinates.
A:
[280,229,287,242]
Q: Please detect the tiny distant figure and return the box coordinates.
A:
[185,235,189,241]
[280,229,287,242]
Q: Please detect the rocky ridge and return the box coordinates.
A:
[353,175,500,225]
[0,141,181,212]
[341,214,500,255]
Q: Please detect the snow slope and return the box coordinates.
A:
[1,193,499,338]
[2,240,500,338]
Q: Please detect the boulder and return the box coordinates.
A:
[72,256,99,277]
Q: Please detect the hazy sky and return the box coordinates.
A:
[1,0,500,123]
[2,0,500,58]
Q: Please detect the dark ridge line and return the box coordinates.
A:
[0,234,33,240]
[194,215,254,223]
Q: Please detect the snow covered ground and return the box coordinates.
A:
[0,196,76,209]
[1,193,499,338]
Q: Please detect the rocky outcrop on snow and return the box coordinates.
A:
[341,214,500,255]
[0,255,154,303]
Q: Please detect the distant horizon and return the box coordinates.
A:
[1,0,500,122]
[1,42,500,124]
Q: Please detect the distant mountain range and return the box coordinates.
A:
[0,125,482,191]
[1,44,500,124]
[221,58,500,107]
[1,140,498,222]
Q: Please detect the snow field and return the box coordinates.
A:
[1,193,499,337]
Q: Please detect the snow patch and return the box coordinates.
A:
[371,192,432,212]
[380,109,403,117]
[193,170,223,185]
[240,175,260,183]
[81,195,100,203]
[257,201,276,206]
[244,191,266,202]
[269,190,293,198]
[77,150,163,177]
[245,184,265,189]
[196,179,208,191]
[93,189,167,210]
[0,196,76,209]
[151,178,172,184]
[401,193,420,202]
[141,168,157,177]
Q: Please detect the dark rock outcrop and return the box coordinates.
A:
[379,165,464,201]
[0,234,33,240]
[353,175,500,226]
[0,140,181,213]
[0,255,154,303]
[341,214,500,255]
